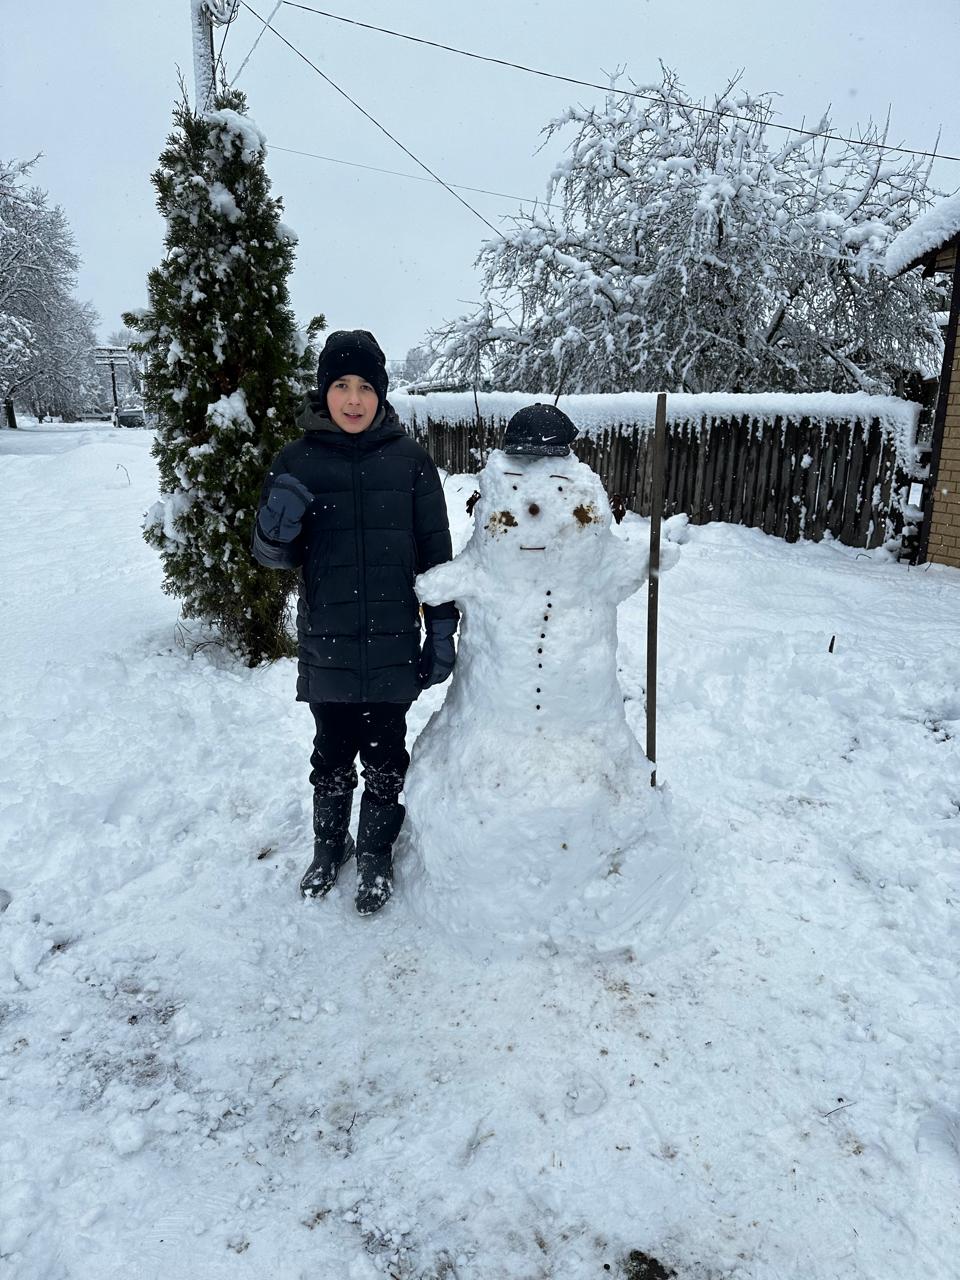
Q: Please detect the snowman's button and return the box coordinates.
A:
[537,647,543,654]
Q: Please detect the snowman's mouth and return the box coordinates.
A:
[520,546,546,551]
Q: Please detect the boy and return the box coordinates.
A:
[252,329,457,914]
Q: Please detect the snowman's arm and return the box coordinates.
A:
[416,552,479,608]
[605,536,651,602]
[607,532,681,601]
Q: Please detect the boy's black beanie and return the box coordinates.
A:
[316,329,389,408]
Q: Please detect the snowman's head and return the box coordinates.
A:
[471,450,612,576]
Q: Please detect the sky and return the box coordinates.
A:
[3,0,960,363]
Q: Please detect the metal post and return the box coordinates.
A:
[646,392,668,786]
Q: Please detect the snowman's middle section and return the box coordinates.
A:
[483,578,629,734]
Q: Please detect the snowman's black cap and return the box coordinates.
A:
[502,402,579,457]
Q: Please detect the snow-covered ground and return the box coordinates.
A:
[2,423,959,1280]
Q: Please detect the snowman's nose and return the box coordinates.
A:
[528,503,540,516]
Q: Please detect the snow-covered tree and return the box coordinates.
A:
[24,297,101,419]
[401,344,434,386]
[430,70,944,395]
[1,157,96,423]
[124,89,322,664]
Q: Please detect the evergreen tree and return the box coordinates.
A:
[125,89,323,663]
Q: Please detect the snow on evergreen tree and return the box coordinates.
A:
[124,89,322,664]
[429,70,944,396]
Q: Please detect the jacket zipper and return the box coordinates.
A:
[352,451,368,695]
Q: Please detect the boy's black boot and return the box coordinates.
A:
[355,791,405,915]
[300,791,355,899]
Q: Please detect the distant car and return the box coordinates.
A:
[115,408,146,429]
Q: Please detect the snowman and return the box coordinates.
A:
[402,404,681,948]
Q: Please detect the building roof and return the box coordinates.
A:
[885,191,960,277]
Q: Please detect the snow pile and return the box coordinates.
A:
[885,190,960,277]
[2,422,960,1278]
[405,451,683,950]
[393,390,920,461]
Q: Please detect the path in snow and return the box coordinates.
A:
[1,424,958,1279]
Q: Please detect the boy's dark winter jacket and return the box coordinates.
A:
[252,395,455,704]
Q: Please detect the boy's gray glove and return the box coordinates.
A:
[259,473,314,541]
[418,617,457,688]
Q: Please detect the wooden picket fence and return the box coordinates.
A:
[404,408,917,550]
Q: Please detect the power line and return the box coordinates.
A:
[213,19,232,84]
[230,0,282,86]
[230,3,941,272]
[269,144,563,208]
[267,142,905,270]
[280,2,960,166]
[206,23,231,107]
[202,3,239,112]
[238,0,502,235]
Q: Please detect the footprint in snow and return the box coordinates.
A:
[916,1105,960,1170]
[565,1075,608,1116]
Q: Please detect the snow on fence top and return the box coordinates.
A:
[392,390,920,461]
[885,191,960,278]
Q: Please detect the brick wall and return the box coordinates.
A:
[928,336,960,568]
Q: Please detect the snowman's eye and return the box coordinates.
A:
[557,486,563,492]
[512,485,518,491]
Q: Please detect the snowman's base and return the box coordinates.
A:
[402,649,687,951]
[399,785,689,955]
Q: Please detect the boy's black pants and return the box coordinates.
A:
[309,702,412,803]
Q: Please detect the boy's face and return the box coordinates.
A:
[326,374,379,433]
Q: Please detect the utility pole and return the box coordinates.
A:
[191,0,239,111]
[94,346,132,424]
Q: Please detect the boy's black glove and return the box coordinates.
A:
[259,473,314,541]
[418,616,457,688]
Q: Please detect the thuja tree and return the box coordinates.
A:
[429,69,943,396]
[125,88,322,663]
